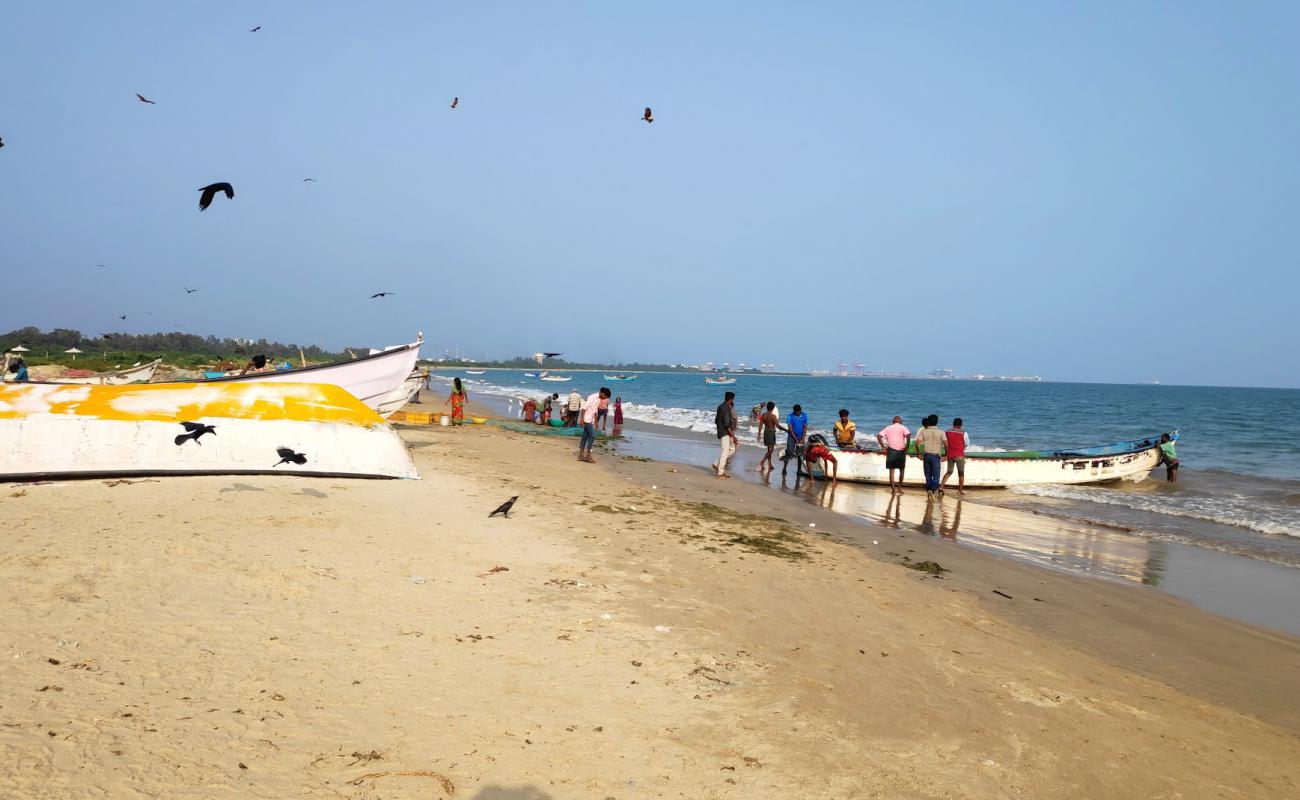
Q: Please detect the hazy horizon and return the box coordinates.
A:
[2,2,1296,388]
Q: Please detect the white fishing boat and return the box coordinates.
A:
[604,374,639,381]
[540,374,572,382]
[704,374,736,385]
[49,358,162,385]
[187,335,422,412]
[374,370,427,418]
[0,382,418,481]
[804,432,1175,488]
[465,369,486,375]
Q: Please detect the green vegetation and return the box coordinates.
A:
[421,355,764,374]
[2,326,349,371]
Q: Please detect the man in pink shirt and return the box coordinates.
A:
[578,387,611,463]
[876,415,912,493]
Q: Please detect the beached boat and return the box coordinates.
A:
[704,374,736,385]
[0,382,418,481]
[374,370,427,418]
[604,374,639,381]
[186,335,421,412]
[52,358,162,385]
[804,432,1176,488]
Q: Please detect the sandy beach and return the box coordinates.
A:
[3,399,1299,799]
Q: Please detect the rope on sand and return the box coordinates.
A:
[347,770,455,795]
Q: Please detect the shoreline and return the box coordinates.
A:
[459,387,1300,638]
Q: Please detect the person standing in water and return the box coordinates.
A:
[713,391,739,478]
[1158,433,1179,482]
[782,403,809,476]
[757,401,780,473]
[578,387,611,463]
[940,417,970,495]
[612,396,624,428]
[915,414,946,497]
[445,377,469,424]
[876,415,912,493]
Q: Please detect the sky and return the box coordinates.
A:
[1,2,1297,387]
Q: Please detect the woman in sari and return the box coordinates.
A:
[446,377,468,424]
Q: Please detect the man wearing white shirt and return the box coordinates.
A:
[578,387,611,463]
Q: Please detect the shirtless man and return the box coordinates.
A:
[757,401,781,472]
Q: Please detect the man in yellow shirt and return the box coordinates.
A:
[833,409,857,447]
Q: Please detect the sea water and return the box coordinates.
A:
[440,371,1300,569]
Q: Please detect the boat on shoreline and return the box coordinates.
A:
[48,359,162,385]
[804,432,1176,488]
[0,382,418,481]
[375,369,428,418]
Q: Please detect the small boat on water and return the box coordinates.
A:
[375,369,428,418]
[523,372,537,377]
[0,382,418,481]
[804,432,1176,488]
[51,359,162,385]
[540,374,572,382]
[704,374,736,385]
[465,369,486,375]
[604,374,638,381]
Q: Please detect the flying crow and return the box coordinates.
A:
[489,496,519,518]
[184,287,198,294]
[302,177,316,182]
[250,26,261,32]
[642,107,653,123]
[0,137,5,149]
[542,352,563,359]
[370,292,394,299]
[136,93,156,105]
[118,314,127,320]
[198,182,235,211]
[274,447,308,467]
[174,421,216,446]
[450,97,458,109]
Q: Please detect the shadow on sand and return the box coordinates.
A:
[470,786,553,800]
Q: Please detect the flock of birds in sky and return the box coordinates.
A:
[0,23,652,329]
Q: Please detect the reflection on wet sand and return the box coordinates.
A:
[808,480,1163,585]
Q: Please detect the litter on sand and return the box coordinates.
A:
[654,625,671,633]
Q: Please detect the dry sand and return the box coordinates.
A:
[3,402,1299,799]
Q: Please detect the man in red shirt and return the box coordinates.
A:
[940,417,970,495]
[804,441,838,484]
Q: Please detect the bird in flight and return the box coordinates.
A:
[489,496,519,518]
[249,26,261,32]
[101,333,114,340]
[136,93,156,105]
[198,182,235,211]
[370,292,394,299]
[96,264,108,268]
[274,447,308,467]
[0,136,5,149]
[642,107,653,123]
[302,177,316,182]
[174,421,216,446]
[184,286,198,294]
[542,352,563,359]
[118,314,127,320]
[450,97,459,109]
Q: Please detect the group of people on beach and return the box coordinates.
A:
[518,388,624,431]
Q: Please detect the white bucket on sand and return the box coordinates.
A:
[439,415,450,426]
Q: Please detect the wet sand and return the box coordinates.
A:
[2,398,1299,798]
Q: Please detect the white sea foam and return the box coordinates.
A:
[1009,484,1300,539]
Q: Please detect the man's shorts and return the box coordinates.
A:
[781,435,803,462]
[885,448,907,470]
[946,457,966,476]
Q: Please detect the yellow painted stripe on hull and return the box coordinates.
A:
[0,382,384,427]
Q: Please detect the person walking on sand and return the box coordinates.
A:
[915,414,946,497]
[782,404,810,476]
[566,389,582,427]
[833,409,856,447]
[1158,433,1179,483]
[757,401,780,473]
[940,417,970,495]
[445,377,469,425]
[578,387,611,463]
[713,391,739,478]
[876,415,912,493]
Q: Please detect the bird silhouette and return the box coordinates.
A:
[302,177,316,182]
[542,352,563,359]
[249,26,261,32]
[96,264,108,268]
[184,287,198,294]
[198,182,235,211]
[1,136,6,149]
[136,93,156,105]
[174,421,216,446]
[118,314,127,320]
[370,292,394,299]
[489,496,519,518]
[450,97,459,109]
[273,447,308,467]
[101,333,114,340]
[642,107,653,123]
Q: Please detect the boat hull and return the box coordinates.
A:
[0,382,418,481]
[375,371,426,418]
[54,359,162,385]
[188,340,420,411]
[806,438,1167,487]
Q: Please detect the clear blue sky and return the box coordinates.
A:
[2,2,1297,387]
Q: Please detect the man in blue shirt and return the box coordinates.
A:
[781,403,809,476]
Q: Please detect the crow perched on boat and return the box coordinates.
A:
[450,97,458,109]
[184,286,198,294]
[489,496,519,518]
[370,292,394,299]
[273,447,308,467]
[642,107,653,123]
[174,421,216,446]
[136,93,156,104]
[198,182,235,211]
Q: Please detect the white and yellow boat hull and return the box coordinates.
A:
[0,382,418,481]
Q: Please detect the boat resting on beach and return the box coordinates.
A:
[0,382,418,481]
[186,335,421,415]
[804,432,1176,488]
[375,369,427,418]
[49,358,163,385]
